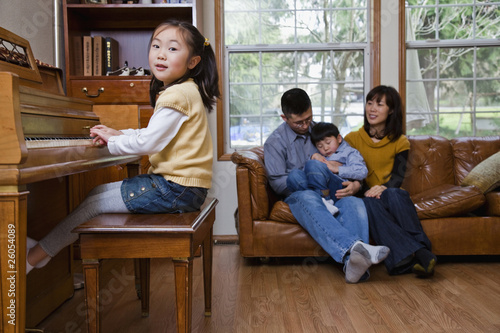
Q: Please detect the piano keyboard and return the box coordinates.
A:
[25,137,96,149]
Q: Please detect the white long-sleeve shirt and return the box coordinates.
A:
[107,107,188,156]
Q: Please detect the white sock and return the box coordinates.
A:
[27,237,36,274]
[322,198,339,215]
[26,237,51,272]
[26,260,34,275]
[351,241,390,264]
[345,250,372,283]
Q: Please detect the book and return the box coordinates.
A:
[92,36,105,76]
[104,37,119,75]
[70,36,83,76]
[83,35,93,76]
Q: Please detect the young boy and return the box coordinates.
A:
[287,122,368,214]
[310,121,368,199]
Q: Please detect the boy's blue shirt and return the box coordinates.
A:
[324,140,368,181]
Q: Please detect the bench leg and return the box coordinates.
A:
[83,259,100,333]
[173,257,193,333]
[203,227,213,316]
[139,258,150,317]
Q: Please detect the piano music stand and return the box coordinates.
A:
[0,27,42,84]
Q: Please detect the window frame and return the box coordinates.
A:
[215,0,381,160]
[401,1,500,137]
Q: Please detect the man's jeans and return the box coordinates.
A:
[287,160,345,202]
[284,190,369,263]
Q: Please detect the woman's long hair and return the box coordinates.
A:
[363,85,403,141]
[149,20,220,112]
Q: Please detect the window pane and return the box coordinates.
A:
[439,6,474,40]
[408,49,437,80]
[261,52,297,83]
[439,113,473,137]
[261,11,295,44]
[439,48,473,79]
[409,7,437,41]
[476,79,500,136]
[229,84,262,117]
[225,12,260,45]
[476,47,500,78]
[475,4,500,39]
[262,0,295,10]
[225,0,259,11]
[229,53,260,83]
[331,9,367,43]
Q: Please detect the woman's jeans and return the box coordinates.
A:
[362,187,432,274]
[287,160,345,202]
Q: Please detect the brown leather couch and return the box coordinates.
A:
[231,135,500,257]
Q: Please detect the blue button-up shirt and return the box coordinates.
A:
[264,122,318,197]
[325,140,368,181]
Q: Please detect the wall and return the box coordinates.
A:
[0,0,56,65]
[0,0,401,236]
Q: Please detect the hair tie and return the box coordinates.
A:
[204,38,210,46]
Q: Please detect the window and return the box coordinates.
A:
[405,1,500,137]
[222,0,373,154]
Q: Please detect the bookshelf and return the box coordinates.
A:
[62,1,202,104]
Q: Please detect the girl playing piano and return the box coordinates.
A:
[26,20,219,273]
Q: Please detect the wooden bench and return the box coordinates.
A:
[73,197,218,333]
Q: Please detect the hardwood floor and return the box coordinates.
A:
[35,245,500,333]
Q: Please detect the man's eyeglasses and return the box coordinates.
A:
[290,117,312,128]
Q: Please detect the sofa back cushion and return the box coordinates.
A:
[402,136,455,196]
[451,136,500,184]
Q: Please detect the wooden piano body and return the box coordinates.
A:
[0,28,139,332]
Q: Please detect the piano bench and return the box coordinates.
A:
[72,197,218,333]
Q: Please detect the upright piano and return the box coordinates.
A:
[0,28,139,332]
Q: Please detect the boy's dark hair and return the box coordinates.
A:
[311,122,340,145]
[149,20,220,112]
[281,88,311,117]
[363,85,403,141]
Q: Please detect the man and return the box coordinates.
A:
[264,88,389,283]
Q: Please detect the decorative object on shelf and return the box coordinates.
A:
[106,61,150,76]
[82,0,108,4]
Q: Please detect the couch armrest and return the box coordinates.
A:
[231,147,272,220]
[483,192,500,216]
[411,184,485,219]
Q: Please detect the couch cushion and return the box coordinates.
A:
[402,136,455,195]
[452,136,500,184]
[461,151,500,194]
[411,184,485,219]
[269,201,298,224]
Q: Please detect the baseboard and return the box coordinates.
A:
[214,235,239,245]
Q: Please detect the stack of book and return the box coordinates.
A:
[70,35,119,76]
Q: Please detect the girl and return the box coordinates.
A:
[26,20,220,274]
[344,85,437,277]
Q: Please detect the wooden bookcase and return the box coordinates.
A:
[63,1,202,105]
[62,0,202,175]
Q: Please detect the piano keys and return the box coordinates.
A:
[0,27,139,332]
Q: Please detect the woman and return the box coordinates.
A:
[344,85,436,277]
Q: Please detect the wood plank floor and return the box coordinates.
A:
[34,245,500,333]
